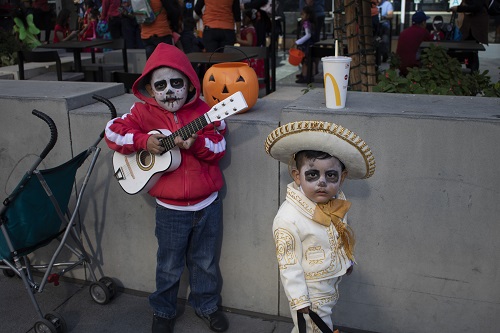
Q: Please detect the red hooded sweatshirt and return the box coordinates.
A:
[105,43,227,206]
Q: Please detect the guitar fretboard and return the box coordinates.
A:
[159,115,209,152]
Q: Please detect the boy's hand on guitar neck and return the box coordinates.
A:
[147,134,166,154]
[175,133,198,150]
[146,132,199,154]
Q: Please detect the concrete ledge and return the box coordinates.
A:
[0,73,14,80]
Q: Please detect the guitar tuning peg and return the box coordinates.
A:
[232,107,237,111]
[216,115,221,119]
[222,103,226,107]
[230,98,234,102]
[214,107,218,111]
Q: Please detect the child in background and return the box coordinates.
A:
[53,8,78,43]
[430,15,445,41]
[237,8,257,47]
[12,1,41,49]
[104,43,229,333]
[294,5,316,84]
[79,8,98,41]
[265,120,376,333]
[237,9,265,91]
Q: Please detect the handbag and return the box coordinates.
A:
[297,310,340,333]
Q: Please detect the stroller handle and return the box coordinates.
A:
[32,109,58,160]
[92,95,117,119]
[92,95,118,140]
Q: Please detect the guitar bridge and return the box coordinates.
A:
[114,167,125,181]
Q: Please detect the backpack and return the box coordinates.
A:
[487,0,500,16]
[131,0,181,30]
[131,0,158,24]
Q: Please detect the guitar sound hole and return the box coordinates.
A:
[138,151,153,168]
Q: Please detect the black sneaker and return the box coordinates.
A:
[196,310,229,332]
[152,315,175,333]
[295,76,308,84]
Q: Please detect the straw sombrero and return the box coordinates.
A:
[265,121,375,179]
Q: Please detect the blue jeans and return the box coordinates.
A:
[149,197,222,319]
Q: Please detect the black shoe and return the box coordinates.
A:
[196,310,229,332]
[152,315,175,333]
[295,76,308,84]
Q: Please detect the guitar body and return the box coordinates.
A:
[112,130,181,195]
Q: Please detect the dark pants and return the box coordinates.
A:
[142,35,174,58]
[202,27,236,53]
[108,16,122,40]
[34,8,53,43]
[121,17,143,49]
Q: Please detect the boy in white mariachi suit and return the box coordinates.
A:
[104,43,229,333]
[265,121,376,333]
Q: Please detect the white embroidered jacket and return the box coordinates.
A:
[273,182,352,310]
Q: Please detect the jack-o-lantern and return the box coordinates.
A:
[203,62,259,113]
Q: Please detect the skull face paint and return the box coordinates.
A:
[150,67,189,112]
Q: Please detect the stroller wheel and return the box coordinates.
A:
[98,276,117,298]
[2,269,16,278]
[44,311,67,333]
[89,281,112,305]
[34,319,57,333]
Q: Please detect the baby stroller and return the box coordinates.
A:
[0,95,117,333]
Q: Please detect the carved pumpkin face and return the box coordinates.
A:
[203,62,259,113]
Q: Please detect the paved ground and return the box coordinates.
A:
[0,275,295,333]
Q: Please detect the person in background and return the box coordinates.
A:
[371,0,379,38]
[395,11,431,77]
[237,8,257,46]
[140,0,179,58]
[100,0,122,39]
[79,8,98,42]
[449,0,488,72]
[430,15,445,41]
[294,5,316,84]
[300,0,324,42]
[241,0,271,47]
[377,0,393,63]
[33,0,53,44]
[12,1,41,49]
[53,8,78,43]
[237,8,265,91]
[104,43,230,333]
[79,1,97,40]
[194,0,241,53]
[120,0,143,49]
[180,0,203,53]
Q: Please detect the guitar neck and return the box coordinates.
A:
[159,114,209,151]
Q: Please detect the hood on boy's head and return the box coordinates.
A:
[132,43,200,108]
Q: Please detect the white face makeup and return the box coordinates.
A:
[150,67,189,112]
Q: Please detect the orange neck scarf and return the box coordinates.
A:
[313,199,356,262]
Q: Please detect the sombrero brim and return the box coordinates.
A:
[265,121,375,179]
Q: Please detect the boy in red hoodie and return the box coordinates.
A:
[105,43,229,333]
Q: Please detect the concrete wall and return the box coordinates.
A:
[1,79,500,333]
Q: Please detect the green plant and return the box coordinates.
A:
[0,28,24,67]
[373,45,500,97]
[301,83,315,94]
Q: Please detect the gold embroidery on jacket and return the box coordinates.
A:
[289,295,309,308]
[305,246,325,265]
[274,228,296,270]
